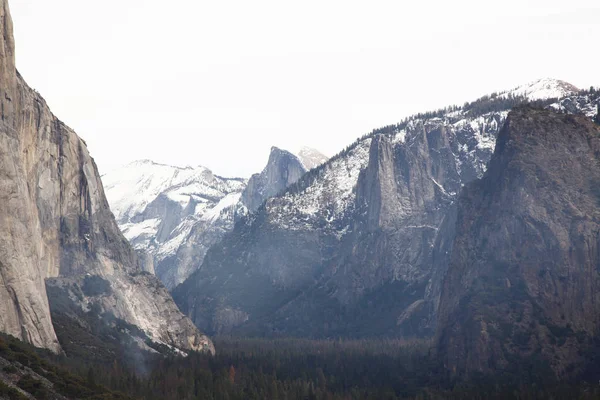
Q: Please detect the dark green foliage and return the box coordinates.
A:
[41,336,600,400]
[17,374,50,399]
[3,333,600,399]
[0,380,27,400]
[0,334,132,399]
[463,92,528,118]
[2,365,18,374]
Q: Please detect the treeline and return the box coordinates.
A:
[33,336,600,400]
[4,333,600,399]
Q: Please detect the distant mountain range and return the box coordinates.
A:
[4,0,600,380]
[99,76,600,378]
[103,147,329,289]
[165,79,600,361]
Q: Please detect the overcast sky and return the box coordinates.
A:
[10,0,600,177]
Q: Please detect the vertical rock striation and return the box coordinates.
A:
[0,0,60,351]
[437,107,600,377]
[0,0,213,354]
[241,147,308,213]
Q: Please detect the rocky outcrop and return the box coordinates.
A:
[436,107,600,378]
[0,0,213,354]
[240,147,308,212]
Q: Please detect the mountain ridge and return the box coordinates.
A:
[172,80,599,339]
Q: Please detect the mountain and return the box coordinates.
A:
[296,147,329,170]
[501,78,580,101]
[172,79,599,338]
[103,147,327,289]
[240,147,309,213]
[103,160,246,289]
[0,0,212,355]
[436,107,600,378]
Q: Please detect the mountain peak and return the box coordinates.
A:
[240,146,307,212]
[268,146,295,158]
[126,159,209,172]
[267,146,301,166]
[297,147,329,170]
[502,78,579,101]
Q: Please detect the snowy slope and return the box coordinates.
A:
[102,160,246,287]
[104,160,244,224]
[501,78,579,101]
[296,147,329,170]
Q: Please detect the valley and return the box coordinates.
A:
[1,0,599,397]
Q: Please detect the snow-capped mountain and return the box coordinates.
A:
[240,147,309,213]
[104,160,245,226]
[501,78,579,101]
[172,79,599,338]
[103,148,329,289]
[297,147,329,170]
[103,161,246,288]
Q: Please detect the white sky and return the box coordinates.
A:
[9,0,600,177]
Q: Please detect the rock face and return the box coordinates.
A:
[173,81,599,338]
[436,107,600,377]
[240,147,308,213]
[0,0,213,354]
[0,0,61,352]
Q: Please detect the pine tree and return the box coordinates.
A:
[595,105,600,125]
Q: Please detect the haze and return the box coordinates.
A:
[10,0,599,177]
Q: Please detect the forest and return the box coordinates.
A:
[2,333,599,400]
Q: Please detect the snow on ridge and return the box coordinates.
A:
[261,82,595,233]
[103,159,247,264]
[104,81,596,271]
[103,161,244,223]
[501,78,579,101]
[296,147,329,170]
[202,192,242,223]
[269,138,372,230]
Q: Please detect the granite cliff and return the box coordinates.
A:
[437,107,600,378]
[0,0,213,354]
